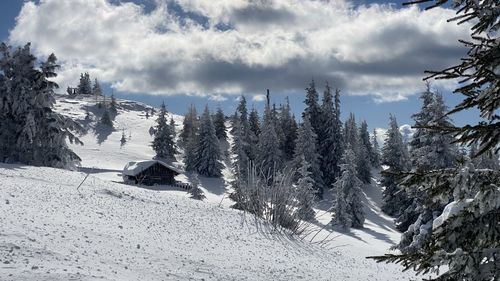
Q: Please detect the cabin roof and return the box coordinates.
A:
[122,160,183,176]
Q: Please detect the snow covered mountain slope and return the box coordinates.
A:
[0,95,417,280]
[0,164,414,281]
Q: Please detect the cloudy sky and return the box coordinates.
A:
[0,0,475,129]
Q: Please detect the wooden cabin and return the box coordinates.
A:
[122,160,182,185]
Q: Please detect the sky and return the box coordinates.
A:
[0,0,477,130]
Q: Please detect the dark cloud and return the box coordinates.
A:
[9,0,471,101]
[230,4,296,26]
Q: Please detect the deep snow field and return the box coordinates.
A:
[0,95,420,280]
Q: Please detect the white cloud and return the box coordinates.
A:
[9,0,471,101]
[399,124,416,143]
[373,124,415,147]
[252,94,266,102]
[209,94,228,102]
[373,128,388,147]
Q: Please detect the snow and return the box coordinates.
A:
[122,160,183,177]
[0,95,417,280]
[433,199,473,230]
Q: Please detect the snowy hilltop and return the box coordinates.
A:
[0,94,417,280]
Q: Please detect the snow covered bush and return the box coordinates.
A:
[232,161,314,234]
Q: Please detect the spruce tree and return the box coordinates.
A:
[189,173,205,200]
[100,107,113,127]
[179,104,198,147]
[357,120,373,183]
[0,43,83,168]
[344,113,358,152]
[332,88,344,180]
[370,3,500,276]
[302,79,322,137]
[331,147,365,229]
[92,78,102,96]
[231,111,249,184]
[469,143,499,170]
[380,115,411,222]
[183,128,199,172]
[195,106,223,177]
[293,115,324,198]
[397,87,458,254]
[232,96,253,185]
[248,107,261,167]
[295,156,316,221]
[248,107,260,137]
[152,102,176,162]
[319,83,338,187]
[278,97,297,162]
[256,93,282,183]
[109,93,118,116]
[77,72,92,95]
[213,107,227,140]
[371,129,381,168]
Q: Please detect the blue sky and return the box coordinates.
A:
[0,0,476,130]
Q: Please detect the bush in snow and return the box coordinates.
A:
[232,161,314,235]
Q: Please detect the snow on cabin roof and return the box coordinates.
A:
[122,160,183,176]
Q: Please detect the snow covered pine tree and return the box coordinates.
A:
[370,1,500,280]
[152,102,176,162]
[331,147,365,230]
[195,106,223,177]
[0,43,83,169]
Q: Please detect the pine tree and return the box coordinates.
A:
[344,113,358,152]
[179,104,198,147]
[92,78,102,96]
[213,107,227,140]
[293,115,324,198]
[152,102,176,162]
[278,97,297,162]
[195,106,223,177]
[77,72,92,95]
[232,96,253,185]
[319,83,338,188]
[109,93,118,116]
[469,143,499,170]
[397,87,458,254]
[100,107,113,127]
[183,129,199,172]
[302,79,322,137]
[331,147,365,229]
[371,129,381,168]
[248,107,260,137]
[332,88,344,180]
[247,107,261,168]
[256,92,282,183]
[357,121,373,183]
[380,115,411,223]
[371,2,500,278]
[295,156,316,221]
[0,43,83,168]
[189,173,205,200]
